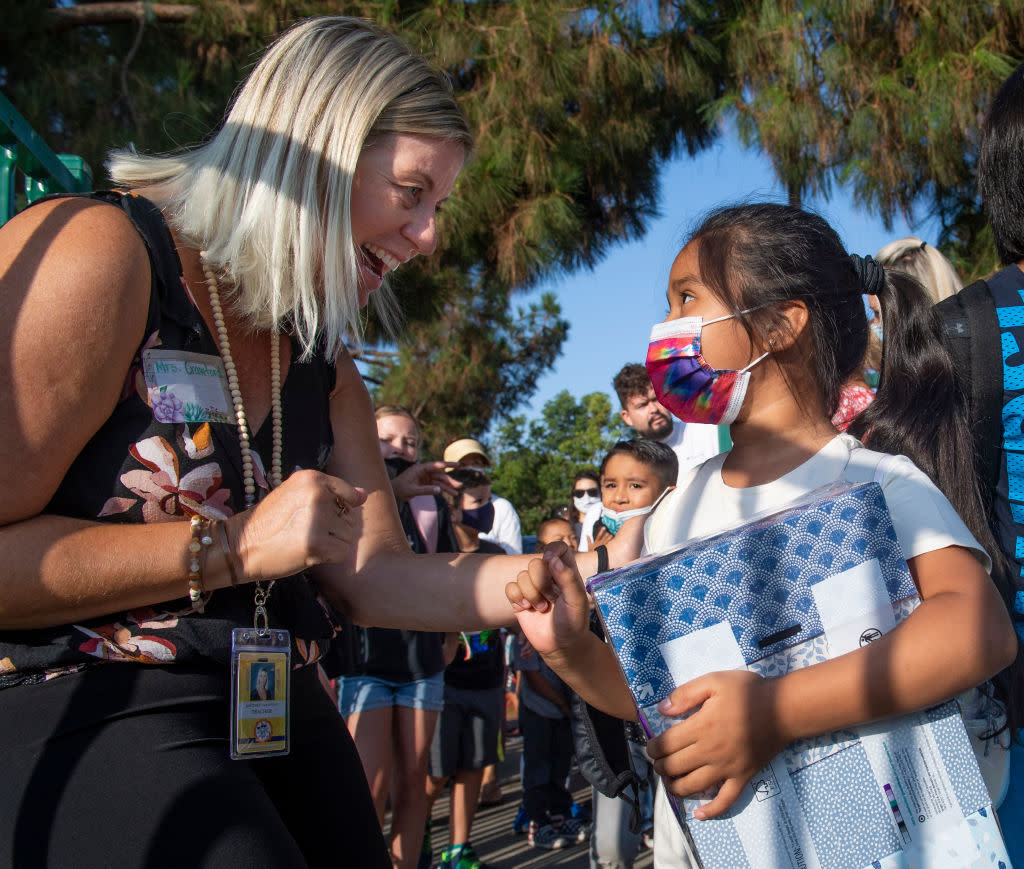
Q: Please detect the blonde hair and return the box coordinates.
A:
[875,237,963,304]
[107,16,472,360]
[374,403,421,436]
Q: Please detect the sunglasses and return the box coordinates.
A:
[573,487,600,498]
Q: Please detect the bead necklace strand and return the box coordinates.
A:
[202,257,283,506]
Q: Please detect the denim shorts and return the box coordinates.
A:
[337,672,445,716]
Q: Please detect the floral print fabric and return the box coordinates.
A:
[0,192,337,687]
[832,384,875,432]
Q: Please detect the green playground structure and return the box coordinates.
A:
[0,91,93,227]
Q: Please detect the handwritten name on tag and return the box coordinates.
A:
[143,349,234,424]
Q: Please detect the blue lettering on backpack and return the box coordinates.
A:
[998,289,1024,582]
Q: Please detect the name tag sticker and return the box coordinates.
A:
[142,349,234,424]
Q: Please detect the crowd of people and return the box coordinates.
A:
[1,12,1022,869]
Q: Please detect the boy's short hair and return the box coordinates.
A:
[600,438,678,491]
[612,363,655,409]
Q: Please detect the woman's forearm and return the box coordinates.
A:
[0,514,237,629]
[321,540,585,631]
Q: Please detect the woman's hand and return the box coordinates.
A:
[505,543,591,658]
[646,670,784,819]
[390,461,460,503]
[227,469,367,583]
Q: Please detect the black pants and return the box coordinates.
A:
[0,663,389,868]
[519,703,574,823]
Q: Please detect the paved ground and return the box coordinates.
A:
[416,733,654,869]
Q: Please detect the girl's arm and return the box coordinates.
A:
[313,363,646,631]
[647,543,1018,819]
[506,547,637,721]
[0,198,365,629]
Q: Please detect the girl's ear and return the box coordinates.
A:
[764,300,810,352]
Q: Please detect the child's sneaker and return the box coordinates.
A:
[512,806,529,834]
[642,824,655,850]
[438,842,490,869]
[527,819,571,850]
[550,812,591,844]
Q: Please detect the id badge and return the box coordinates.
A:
[230,627,291,759]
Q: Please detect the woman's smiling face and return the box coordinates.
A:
[350,133,465,307]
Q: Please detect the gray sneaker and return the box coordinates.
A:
[550,813,591,844]
[527,820,571,849]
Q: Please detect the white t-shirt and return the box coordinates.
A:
[645,433,986,567]
[480,494,522,554]
[643,434,987,869]
[578,502,602,552]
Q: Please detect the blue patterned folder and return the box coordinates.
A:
[588,481,1010,869]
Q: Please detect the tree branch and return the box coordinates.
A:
[45,3,257,30]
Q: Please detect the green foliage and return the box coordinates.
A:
[3,1,723,435]
[710,0,1024,270]
[11,0,1024,425]
[487,389,628,534]
[369,287,570,458]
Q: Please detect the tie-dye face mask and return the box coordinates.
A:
[645,314,769,426]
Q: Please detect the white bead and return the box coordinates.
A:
[202,264,282,507]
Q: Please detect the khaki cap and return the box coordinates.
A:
[443,438,490,466]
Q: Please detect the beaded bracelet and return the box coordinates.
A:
[187,515,214,612]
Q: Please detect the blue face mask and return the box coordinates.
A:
[598,488,673,536]
[599,503,654,536]
[461,502,495,533]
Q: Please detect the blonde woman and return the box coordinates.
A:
[0,16,643,867]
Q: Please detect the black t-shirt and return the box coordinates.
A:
[342,457,457,683]
[443,628,505,691]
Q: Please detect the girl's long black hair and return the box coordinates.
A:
[851,262,1024,734]
[689,202,1022,732]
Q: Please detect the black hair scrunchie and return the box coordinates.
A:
[849,253,887,296]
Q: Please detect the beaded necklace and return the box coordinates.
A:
[202,258,283,506]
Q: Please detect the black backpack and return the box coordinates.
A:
[568,612,649,833]
[934,277,1005,503]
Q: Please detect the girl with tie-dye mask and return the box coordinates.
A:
[506,203,1021,867]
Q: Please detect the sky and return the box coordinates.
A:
[514,129,938,422]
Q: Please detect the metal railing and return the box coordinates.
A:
[0,91,93,227]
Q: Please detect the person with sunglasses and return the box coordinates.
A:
[569,471,601,543]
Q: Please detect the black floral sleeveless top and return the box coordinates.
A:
[0,192,337,688]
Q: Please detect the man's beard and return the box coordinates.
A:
[639,413,673,440]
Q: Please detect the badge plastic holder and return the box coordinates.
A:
[230,627,291,759]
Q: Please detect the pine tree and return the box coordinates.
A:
[488,389,627,533]
[712,0,1024,272]
[6,1,724,432]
